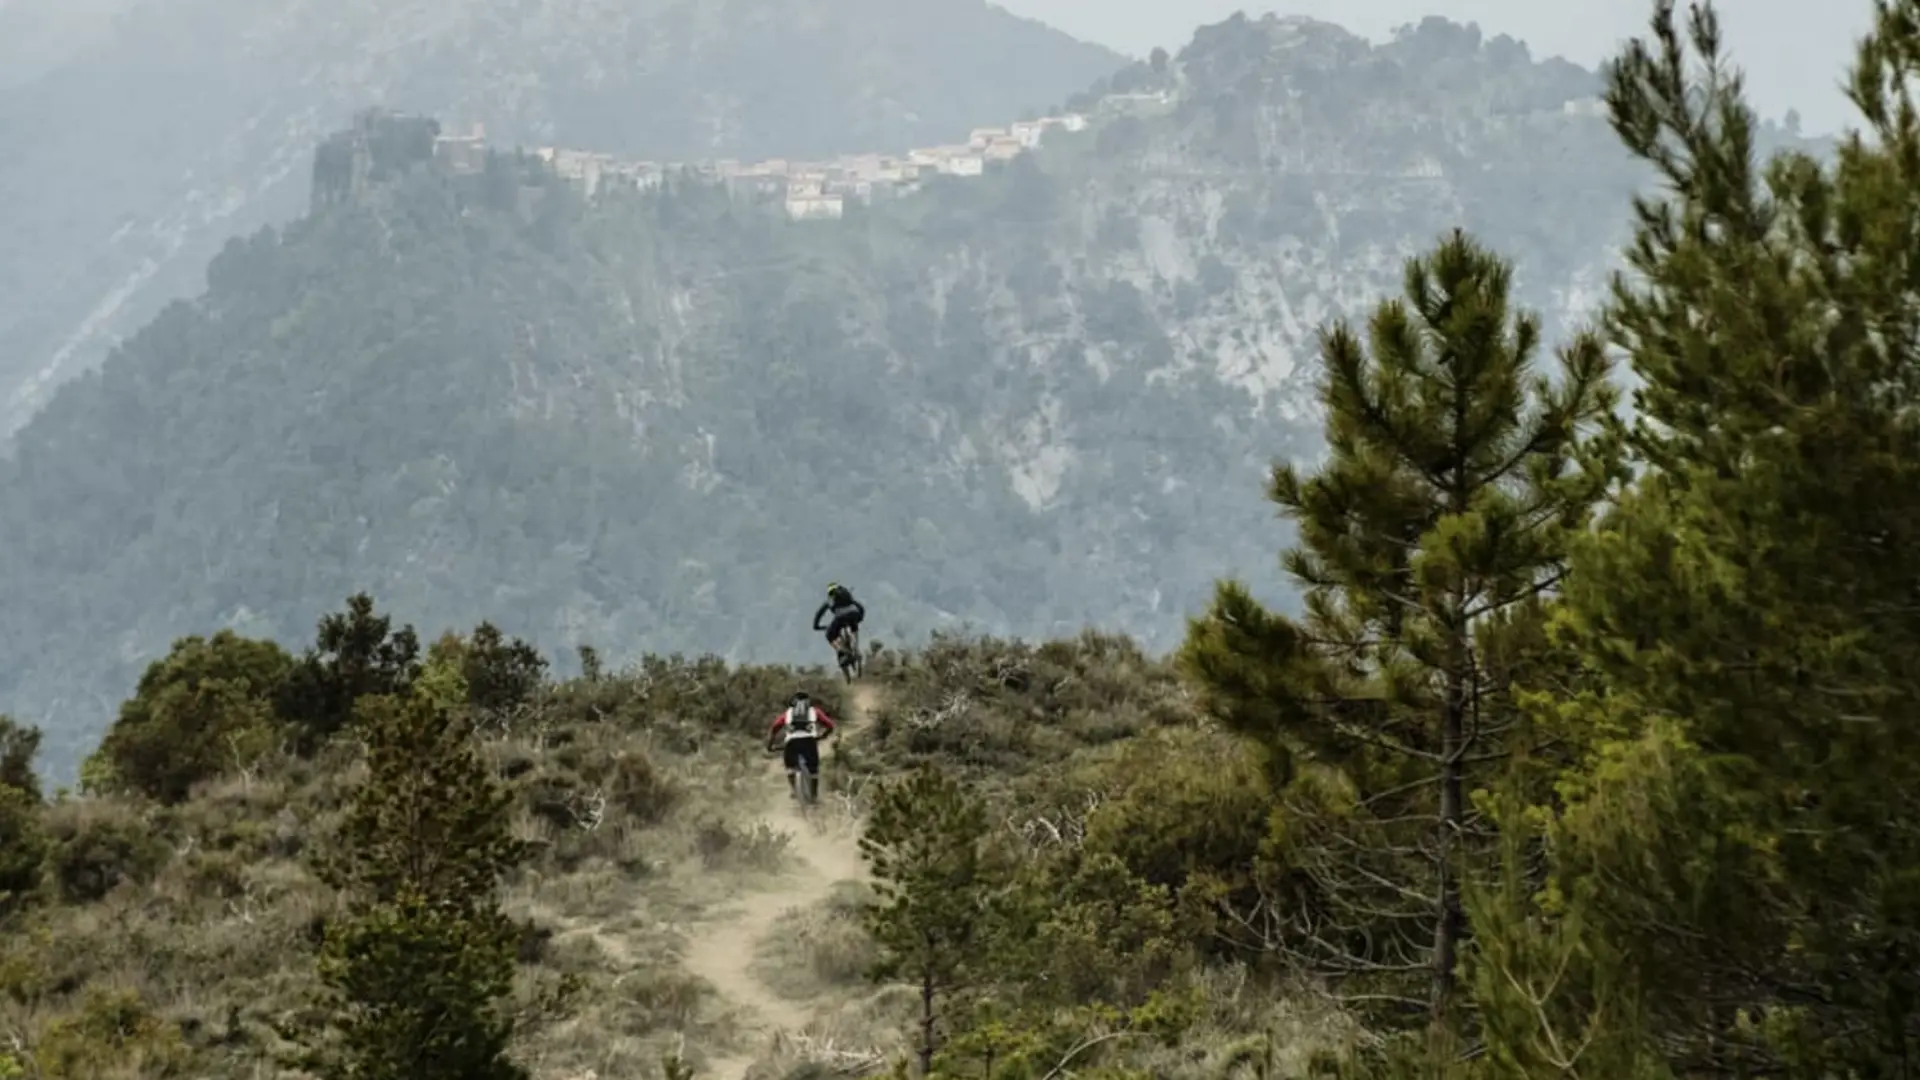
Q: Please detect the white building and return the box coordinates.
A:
[983,136,1023,161]
[785,194,844,219]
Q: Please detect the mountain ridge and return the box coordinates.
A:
[0,0,1127,440]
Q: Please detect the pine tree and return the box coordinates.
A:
[860,765,1004,1076]
[1464,1,1920,1073]
[288,690,530,1080]
[276,593,422,752]
[1178,229,1617,1029]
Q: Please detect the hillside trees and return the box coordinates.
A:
[1177,229,1617,1031]
[287,688,531,1079]
[1463,1,1920,1074]
[78,594,551,803]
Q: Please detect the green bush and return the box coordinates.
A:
[31,985,191,1078]
[0,786,46,913]
[85,631,293,803]
[464,621,548,713]
[43,799,171,903]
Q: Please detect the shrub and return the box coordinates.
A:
[464,622,548,713]
[85,631,292,803]
[1079,728,1269,893]
[0,716,43,801]
[43,799,171,903]
[0,786,47,913]
[31,985,191,1078]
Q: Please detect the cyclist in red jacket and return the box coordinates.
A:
[766,690,837,801]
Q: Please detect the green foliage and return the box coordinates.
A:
[288,690,531,1079]
[276,594,422,752]
[30,985,191,1078]
[0,786,45,915]
[41,798,170,903]
[463,622,547,714]
[417,630,472,711]
[1179,228,1617,1027]
[0,717,41,802]
[85,631,293,803]
[0,716,46,913]
[1454,2,1920,1076]
[861,765,1006,1074]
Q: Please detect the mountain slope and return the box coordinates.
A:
[0,0,1124,438]
[0,14,1828,774]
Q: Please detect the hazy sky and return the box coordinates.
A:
[999,0,1872,135]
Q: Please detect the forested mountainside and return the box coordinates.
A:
[0,13,1826,776]
[0,0,1123,439]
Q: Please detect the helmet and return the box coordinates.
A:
[825,581,840,596]
[789,690,811,708]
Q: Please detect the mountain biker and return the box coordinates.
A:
[766,691,838,800]
[813,582,865,662]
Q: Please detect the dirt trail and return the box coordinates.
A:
[679,684,880,1079]
[847,682,881,727]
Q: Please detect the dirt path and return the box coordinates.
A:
[848,682,881,727]
[680,685,880,1078]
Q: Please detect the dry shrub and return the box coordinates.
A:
[163,770,303,860]
[618,968,707,1033]
[27,983,193,1078]
[862,630,1195,785]
[693,817,791,871]
[41,797,171,904]
[752,881,878,995]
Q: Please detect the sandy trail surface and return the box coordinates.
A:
[679,684,879,1078]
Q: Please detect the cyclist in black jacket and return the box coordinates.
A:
[813,582,865,662]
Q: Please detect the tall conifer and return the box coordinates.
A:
[1180,229,1616,1027]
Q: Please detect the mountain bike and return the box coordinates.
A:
[768,743,824,823]
[833,627,862,683]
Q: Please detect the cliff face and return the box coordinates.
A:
[0,15,1828,775]
[0,0,1124,439]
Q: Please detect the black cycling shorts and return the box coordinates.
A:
[782,738,821,774]
[824,611,862,641]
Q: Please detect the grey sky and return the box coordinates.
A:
[998,0,1871,135]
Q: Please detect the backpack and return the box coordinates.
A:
[788,705,816,736]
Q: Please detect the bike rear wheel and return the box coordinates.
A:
[837,629,862,681]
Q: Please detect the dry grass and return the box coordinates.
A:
[748,880,880,999]
[0,636,1342,1079]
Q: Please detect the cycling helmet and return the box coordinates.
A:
[826,581,840,596]
[789,690,811,708]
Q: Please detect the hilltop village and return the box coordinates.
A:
[425,95,1172,219]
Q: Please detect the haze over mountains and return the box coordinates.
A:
[0,0,1124,438]
[1006,0,1865,134]
[0,3,1829,776]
